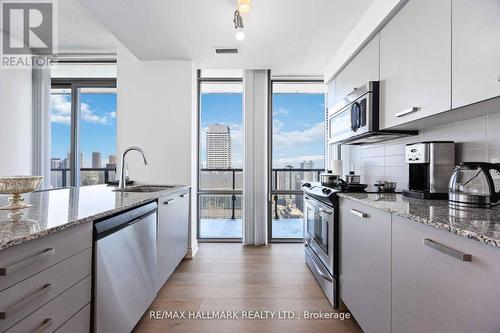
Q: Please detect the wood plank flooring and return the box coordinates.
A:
[133,243,362,333]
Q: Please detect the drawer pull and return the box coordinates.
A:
[0,248,55,276]
[163,199,175,205]
[305,246,333,282]
[179,193,188,198]
[0,283,53,319]
[423,238,472,262]
[350,209,368,218]
[33,318,53,333]
[396,107,420,118]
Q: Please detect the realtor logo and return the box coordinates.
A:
[1,0,56,67]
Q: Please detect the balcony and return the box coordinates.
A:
[199,168,323,239]
[50,167,117,187]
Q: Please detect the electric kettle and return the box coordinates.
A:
[448,162,500,207]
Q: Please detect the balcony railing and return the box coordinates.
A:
[199,168,323,221]
[50,167,117,187]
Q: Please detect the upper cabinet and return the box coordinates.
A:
[452,0,500,109]
[335,35,380,104]
[379,0,452,129]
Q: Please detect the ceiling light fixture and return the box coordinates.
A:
[237,0,251,14]
[233,10,245,41]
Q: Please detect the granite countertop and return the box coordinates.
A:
[0,184,190,251]
[337,192,500,248]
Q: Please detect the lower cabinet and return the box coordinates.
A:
[157,189,190,290]
[339,198,392,333]
[392,215,500,333]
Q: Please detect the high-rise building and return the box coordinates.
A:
[300,160,315,183]
[92,152,102,168]
[108,155,116,166]
[206,124,231,169]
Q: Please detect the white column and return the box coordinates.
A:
[242,70,268,245]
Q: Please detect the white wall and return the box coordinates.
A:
[0,69,33,176]
[116,48,192,185]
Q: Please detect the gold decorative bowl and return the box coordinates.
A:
[0,176,43,210]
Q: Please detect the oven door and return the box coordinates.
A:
[303,196,334,275]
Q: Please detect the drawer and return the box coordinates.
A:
[54,304,90,333]
[0,222,92,291]
[4,276,90,333]
[0,248,91,331]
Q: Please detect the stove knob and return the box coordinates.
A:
[322,188,331,194]
[303,183,311,188]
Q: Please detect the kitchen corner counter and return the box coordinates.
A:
[0,184,190,251]
[337,192,500,249]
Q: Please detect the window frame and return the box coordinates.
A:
[267,77,326,243]
[196,70,243,242]
[51,78,117,187]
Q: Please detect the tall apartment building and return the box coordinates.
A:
[206,124,231,169]
[300,160,316,183]
[92,152,102,168]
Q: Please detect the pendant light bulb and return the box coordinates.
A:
[236,29,245,41]
[237,0,251,14]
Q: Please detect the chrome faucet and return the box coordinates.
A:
[118,146,148,190]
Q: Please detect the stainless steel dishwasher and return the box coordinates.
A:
[93,202,158,333]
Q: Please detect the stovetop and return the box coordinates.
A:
[302,182,367,206]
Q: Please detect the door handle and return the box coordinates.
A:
[395,107,420,118]
[0,283,53,319]
[163,199,175,205]
[350,209,368,218]
[423,239,472,262]
[0,248,55,276]
[32,318,53,333]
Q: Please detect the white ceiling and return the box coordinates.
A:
[57,0,118,54]
[72,0,374,75]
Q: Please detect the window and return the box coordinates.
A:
[198,72,243,240]
[270,81,326,240]
[50,79,117,188]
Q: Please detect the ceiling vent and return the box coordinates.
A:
[213,47,240,55]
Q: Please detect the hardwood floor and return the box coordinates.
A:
[133,243,362,333]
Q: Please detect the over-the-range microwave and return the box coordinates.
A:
[327,81,417,146]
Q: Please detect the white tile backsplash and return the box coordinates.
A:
[345,113,500,190]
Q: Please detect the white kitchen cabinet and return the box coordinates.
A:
[380,0,451,129]
[157,189,190,290]
[452,0,500,109]
[339,198,391,333]
[335,35,379,103]
[392,215,500,333]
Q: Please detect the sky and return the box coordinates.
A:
[51,93,117,167]
[200,92,324,169]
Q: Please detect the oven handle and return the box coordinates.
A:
[305,196,333,215]
[305,244,333,282]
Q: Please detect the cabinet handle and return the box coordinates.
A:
[320,208,332,215]
[395,107,420,118]
[163,199,175,205]
[423,238,472,262]
[32,318,53,333]
[350,209,368,218]
[0,248,55,276]
[0,283,53,319]
[179,193,188,198]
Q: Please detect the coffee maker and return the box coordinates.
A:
[402,141,455,199]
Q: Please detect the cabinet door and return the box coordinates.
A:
[157,194,177,289]
[452,0,500,108]
[392,215,500,333]
[335,35,379,103]
[380,0,451,129]
[174,191,189,264]
[339,198,391,333]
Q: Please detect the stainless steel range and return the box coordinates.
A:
[302,181,366,308]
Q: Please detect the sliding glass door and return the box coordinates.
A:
[269,80,326,241]
[197,71,244,240]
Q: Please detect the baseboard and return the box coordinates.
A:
[184,242,199,259]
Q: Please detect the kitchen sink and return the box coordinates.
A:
[114,185,176,193]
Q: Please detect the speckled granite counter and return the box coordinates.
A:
[0,184,190,251]
[338,192,500,248]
